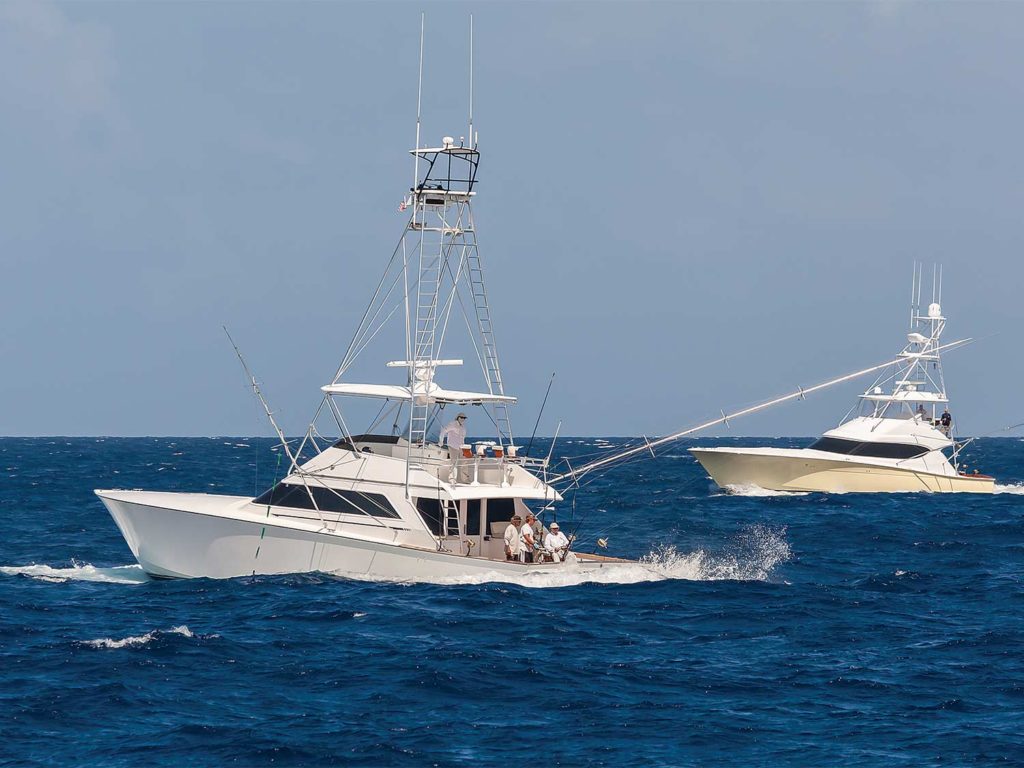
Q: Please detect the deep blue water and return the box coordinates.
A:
[2,436,1023,767]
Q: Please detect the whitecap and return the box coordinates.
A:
[0,563,150,585]
[84,625,196,650]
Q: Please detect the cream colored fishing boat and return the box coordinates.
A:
[691,266,993,494]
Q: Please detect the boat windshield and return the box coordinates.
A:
[859,399,915,419]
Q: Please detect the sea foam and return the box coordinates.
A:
[722,483,810,497]
[0,562,150,585]
[83,625,198,649]
[330,525,791,589]
[993,483,1024,495]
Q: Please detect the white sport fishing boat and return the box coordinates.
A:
[690,266,994,494]
[96,24,639,581]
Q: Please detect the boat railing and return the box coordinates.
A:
[409,449,550,488]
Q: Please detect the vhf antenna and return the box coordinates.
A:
[412,13,425,197]
[468,14,474,147]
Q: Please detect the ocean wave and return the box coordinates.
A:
[0,562,150,585]
[330,525,791,588]
[83,625,200,649]
[721,483,810,497]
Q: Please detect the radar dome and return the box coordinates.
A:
[928,302,942,318]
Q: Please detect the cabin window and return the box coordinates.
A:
[415,497,442,535]
[254,483,400,518]
[487,498,516,524]
[808,437,929,460]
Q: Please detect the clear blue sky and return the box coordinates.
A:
[2,1,1023,438]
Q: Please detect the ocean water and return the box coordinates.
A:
[2,436,1023,766]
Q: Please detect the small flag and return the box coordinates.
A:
[398,195,411,212]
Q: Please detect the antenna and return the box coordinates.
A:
[412,13,425,194]
[913,262,921,331]
[468,14,474,148]
[938,263,943,305]
[915,261,922,315]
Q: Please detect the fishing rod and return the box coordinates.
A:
[548,337,974,485]
[525,372,555,457]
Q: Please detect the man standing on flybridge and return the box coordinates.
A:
[439,412,468,480]
[440,412,467,457]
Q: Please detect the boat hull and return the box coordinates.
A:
[689,448,994,494]
[96,490,632,580]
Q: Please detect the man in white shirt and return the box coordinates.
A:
[439,412,468,482]
[439,412,468,455]
[520,513,537,563]
[503,514,522,562]
[543,521,570,563]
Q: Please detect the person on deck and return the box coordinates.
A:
[439,412,468,456]
[504,514,522,562]
[520,513,537,563]
[439,412,468,481]
[543,522,570,563]
[916,404,927,419]
[940,408,952,436]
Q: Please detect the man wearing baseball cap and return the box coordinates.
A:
[439,412,468,481]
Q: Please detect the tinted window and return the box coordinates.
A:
[253,483,399,518]
[332,434,402,451]
[415,497,442,535]
[487,498,516,524]
[808,437,928,460]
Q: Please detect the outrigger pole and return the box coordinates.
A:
[224,327,302,475]
[549,338,974,485]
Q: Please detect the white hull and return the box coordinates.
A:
[96,490,633,581]
[690,448,994,494]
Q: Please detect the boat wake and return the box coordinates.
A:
[81,625,214,649]
[994,483,1024,495]
[0,562,150,585]
[333,525,792,588]
[722,483,810,497]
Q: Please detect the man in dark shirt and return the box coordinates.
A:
[940,408,952,435]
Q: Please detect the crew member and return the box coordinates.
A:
[940,408,952,435]
[439,412,468,481]
[504,514,522,562]
[543,522,570,563]
[439,412,468,457]
[520,513,537,563]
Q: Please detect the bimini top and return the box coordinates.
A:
[322,381,516,405]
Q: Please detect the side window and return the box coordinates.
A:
[254,483,399,518]
[487,498,515,524]
[415,497,442,535]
